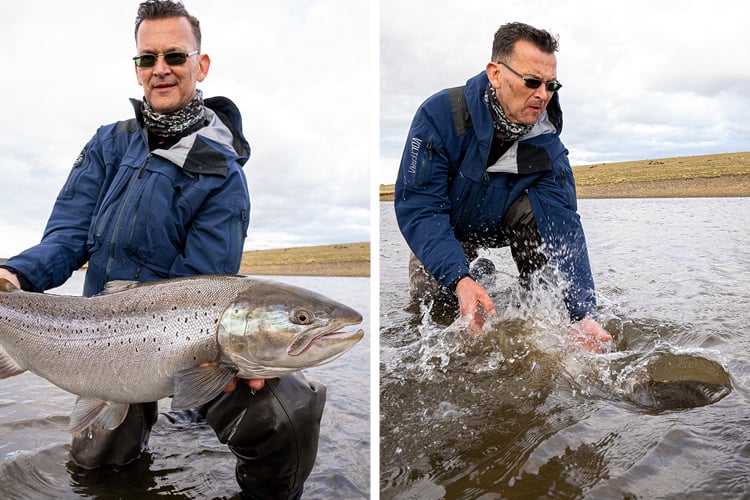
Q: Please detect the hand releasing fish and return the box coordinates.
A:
[0,276,364,433]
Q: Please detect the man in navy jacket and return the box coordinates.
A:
[395,22,610,347]
[0,1,321,498]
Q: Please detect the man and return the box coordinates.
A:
[0,1,323,498]
[395,22,611,348]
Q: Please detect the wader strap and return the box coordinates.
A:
[447,86,471,137]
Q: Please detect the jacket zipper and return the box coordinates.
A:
[418,141,433,185]
[103,155,151,282]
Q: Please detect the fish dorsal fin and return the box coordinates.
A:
[171,364,238,411]
[98,280,141,295]
[69,397,130,434]
[0,346,25,379]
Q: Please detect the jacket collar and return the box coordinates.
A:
[464,71,563,156]
[129,96,251,176]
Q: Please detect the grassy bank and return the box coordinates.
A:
[380,151,750,200]
[240,242,370,277]
[1,242,371,278]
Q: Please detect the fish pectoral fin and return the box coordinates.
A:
[97,402,131,430]
[69,397,130,434]
[171,364,238,411]
[0,346,25,379]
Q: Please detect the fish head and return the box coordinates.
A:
[216,280,364,378]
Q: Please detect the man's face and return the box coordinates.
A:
[486,40,558,126]
[135,16,210,114]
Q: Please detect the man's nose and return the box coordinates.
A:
[533,85,552,99]
[152,55,172,75]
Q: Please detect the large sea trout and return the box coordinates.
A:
[0,275,364,433]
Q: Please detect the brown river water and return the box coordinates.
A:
[380,198,750,498]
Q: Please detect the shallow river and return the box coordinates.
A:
[380,198,750,498]
[0,274,370,499]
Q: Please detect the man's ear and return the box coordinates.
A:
[197,53,211,82]
[135,63,144,86]
[486,61,502,88]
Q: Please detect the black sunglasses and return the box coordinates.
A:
[498,61,562,92]
[133,50,200,68]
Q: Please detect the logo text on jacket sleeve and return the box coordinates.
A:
[407,137,423,175]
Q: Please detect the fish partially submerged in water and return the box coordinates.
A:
[0,275,364,433]
[626,350,732,411]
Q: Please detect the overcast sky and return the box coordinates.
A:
[2,1,748,259]
[0,0,371,258]
[380,0,750,184]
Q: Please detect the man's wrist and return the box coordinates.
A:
[450,273,471,292]
[0,266,35,292]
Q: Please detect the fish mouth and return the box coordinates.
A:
[289,325,364,356]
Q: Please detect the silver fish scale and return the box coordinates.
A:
[0,276,258,403]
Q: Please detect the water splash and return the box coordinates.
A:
[405,262,732,412]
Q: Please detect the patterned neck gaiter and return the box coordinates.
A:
[141,89,207,137]
[484,84,533,142]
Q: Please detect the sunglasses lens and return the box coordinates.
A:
[546,82,562,92]
[134,55,156,67]
[523,78,542,89]
[164,52,188,65]
[134,52,193,67]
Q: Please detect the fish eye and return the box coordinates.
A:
[291,308,314,325]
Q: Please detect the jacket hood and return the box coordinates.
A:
[129,95,251,177]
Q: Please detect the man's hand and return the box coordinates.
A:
[198,362,265,392]
[0,269,21,288]
[222,377,265,393]
[455,276,497,332]
[568,317,612,353]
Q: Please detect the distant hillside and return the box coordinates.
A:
[240,242,370,277]
[380,151,750,200]
[2,242,371,278]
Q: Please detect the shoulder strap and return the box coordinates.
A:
[447,86,471,136]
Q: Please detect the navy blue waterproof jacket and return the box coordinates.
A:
[5,96,251,296]
[395,72,596,320]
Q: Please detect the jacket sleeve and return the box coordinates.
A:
[527,150,598,320]
[167,165,250,277]
[394,97,470,289]
[3,133,108,292]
